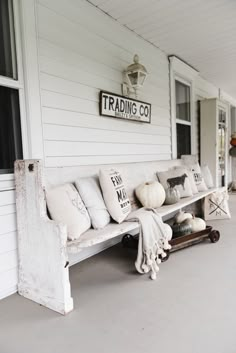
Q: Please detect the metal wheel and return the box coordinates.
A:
[161,250,170,262]
[122,234,138,249]
[209,230,220,243]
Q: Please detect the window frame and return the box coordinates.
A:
[0,0,28,188]
[169,56,199,159]
[175,76,192,158]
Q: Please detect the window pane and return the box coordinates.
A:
[177,123,191,158]
[219,109,226,124]
[0,0,17,79]
[0,86,22,174]
[175,80,190,121]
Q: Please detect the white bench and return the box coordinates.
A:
[15,159,220,315]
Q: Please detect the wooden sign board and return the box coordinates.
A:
[99,91,151,123]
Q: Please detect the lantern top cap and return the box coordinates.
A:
[126,54,148,74]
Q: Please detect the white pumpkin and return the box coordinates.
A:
[184,217,206,232]
[162,223,173,242]
[135,181,165,208]
[175,210,193,224]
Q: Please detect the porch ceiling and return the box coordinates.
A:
[88,0,236,99]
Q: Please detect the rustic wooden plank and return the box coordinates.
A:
[67,222,139,253]
[15,160,73,315]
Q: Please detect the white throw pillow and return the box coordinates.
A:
[173,167,198,194]
[99,168,131,223]
[188,163,208,192]
[203,190,231,220]
[75,177,111,229]
[46,183,91,240]
[201,164,214,188]
[157,169,193,198]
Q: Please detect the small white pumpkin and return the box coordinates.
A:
[164,188,180,205]
[175,210,193,224]
[184,217,206,233]
[135,181,166,208]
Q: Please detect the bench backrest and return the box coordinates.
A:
[45,159,183,208]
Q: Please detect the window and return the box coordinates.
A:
[0,0,23,174]
[169,56,198,159]
[175,80,191,158]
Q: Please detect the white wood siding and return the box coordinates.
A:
[0,190,18,299]
[36,0,172,168]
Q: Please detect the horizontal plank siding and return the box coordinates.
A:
[0,190,15,206]
[0,204,16,216]
[43,125,170,145]
[42,108,171,134]
[45,153,171,168]
[36,0,172,168]
[0,250,18,274]
[0,201,18,299]
[0,213,17,235]
[0,268,18,299]
[45,140,171,157]
[0,232,18,255]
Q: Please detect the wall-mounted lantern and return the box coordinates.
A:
[122,54,148,98]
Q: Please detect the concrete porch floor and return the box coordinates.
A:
[0,197,236,353]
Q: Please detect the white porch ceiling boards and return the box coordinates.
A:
[88,0,236,99]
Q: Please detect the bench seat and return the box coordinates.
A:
[67,187,224,253]
[67,221,139,253]
[155,187,220,216]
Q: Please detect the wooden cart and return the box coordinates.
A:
[122,226,220,261]
[162,226,220,261]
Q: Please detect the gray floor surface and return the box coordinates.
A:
[0,197,236,353]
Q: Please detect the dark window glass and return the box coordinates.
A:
[0,86,23,173]
[0,0,17,79]
[177,123,191,158]
[175,80,190,121]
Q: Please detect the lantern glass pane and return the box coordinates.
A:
[127,72,138,86]
[139,72,146,86]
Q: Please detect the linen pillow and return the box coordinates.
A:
[188,163,208,192]
[157,168,193,198]
[46,183,91,240]
[75,177,111,229]
[201,164,214,188]
[99,168,131,223]
[203,190,231,220]
[173,167,198,194]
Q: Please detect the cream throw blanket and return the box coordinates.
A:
[126,208,172,280]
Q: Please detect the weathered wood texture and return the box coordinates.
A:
[15,160,73,315]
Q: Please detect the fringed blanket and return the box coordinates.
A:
[126,208,172,280]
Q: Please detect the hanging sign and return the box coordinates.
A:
[99,91,151,123]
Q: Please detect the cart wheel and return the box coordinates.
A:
[122,234,138,249]
[161,250,170,262]
[209,230,220,243]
